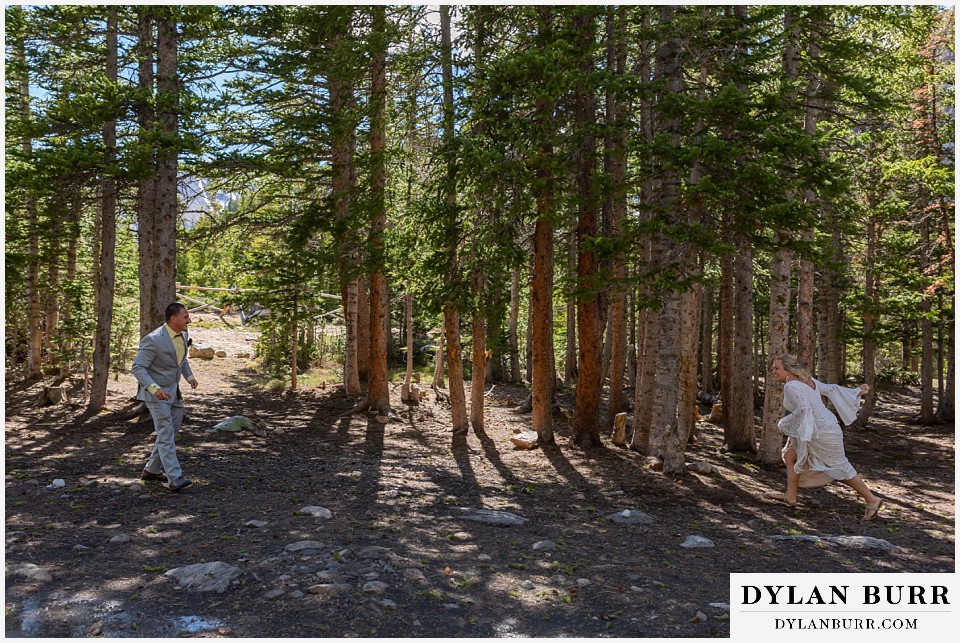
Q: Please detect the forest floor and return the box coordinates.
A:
[4,320,955,639]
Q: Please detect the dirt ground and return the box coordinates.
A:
[4,321,955,638]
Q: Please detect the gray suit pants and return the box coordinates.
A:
[143,399,185,482]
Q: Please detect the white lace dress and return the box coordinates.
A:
[779,379,862,487]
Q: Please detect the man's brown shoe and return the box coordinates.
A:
[141,470,166,482]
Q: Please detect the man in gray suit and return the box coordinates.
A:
[131,302,199,491]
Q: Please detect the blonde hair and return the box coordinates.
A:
[773,354,812,382]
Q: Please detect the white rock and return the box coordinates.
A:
[298,506,332,519]
[110,534,131,544]
[521,580,535,590]
[680,535,715,549]
[460,508,526,526]
[363,580,389,595]
[211,416,253,432]
[73,544,90,551]
[7,562,53,583]
[691,611,708,623]
[402,568,427,583]
[49,479,66,488]
[165,561,242,593]
[532,540,557,551]
[709,602,730,610]
[607,509,655,525]
[576,578,591,587]
[510,431,540,450]
[244,520,268,528]
[477,554,492,562]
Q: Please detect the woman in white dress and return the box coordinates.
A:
[771,354,884,520]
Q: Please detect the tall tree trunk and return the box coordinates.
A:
[530,4,557,445]
[343,279,361,396]
[329,10,361,398]
[860,202,879,424]
[508,268,521,382]
[726,239,756,452]
[604,6,629,431]
[90,8,119,411]
[919,214,936,423]
[571,7,603,450]
[936,302,954,422]
[136,9,160,337]
[404,287,414,387]
[818,222,843,383]
[796,29,822,373]
[17,12,42,376]
[440,5,468,435]
[759,10,798,460]
[367,5,390,416]
[718,238,735,443]
[564,232,577,386]
[155,10,179,313]
[357,279,371,385]
[433,329,445,388]
[760,242,792,462]
[700,281,714,393]
[650,5,687,473]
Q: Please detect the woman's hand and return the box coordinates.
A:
[858,383,870,396]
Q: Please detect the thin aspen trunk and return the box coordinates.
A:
[291,311,298,390]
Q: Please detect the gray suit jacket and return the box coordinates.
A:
[131,325,195,403]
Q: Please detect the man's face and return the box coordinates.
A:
[168,308,191,334]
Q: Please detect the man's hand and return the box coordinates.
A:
[154,389,172,401]
[190,379,199,390]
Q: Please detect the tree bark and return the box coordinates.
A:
[367,5,390,416]
[759,242,792,462]
[604,6,629,431]
[508,268,521,382]
[440,5,468,435]
[17,10,43,377]
[564,232,577,386]
[155,9,179,315]
[919,214,936,423]
[571,7,603,450]
[90,7,119,411]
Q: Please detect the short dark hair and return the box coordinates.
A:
[165,302,187,321]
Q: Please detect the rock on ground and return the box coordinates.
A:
[165,561,242,593]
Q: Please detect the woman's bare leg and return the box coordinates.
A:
[782,446,799,505]
[841,474,881,517]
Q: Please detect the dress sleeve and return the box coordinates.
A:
[778,383,817,442]
[813,379,862,426]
